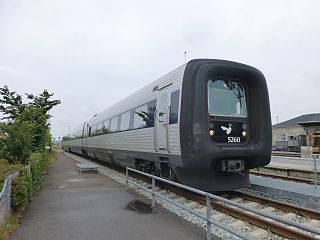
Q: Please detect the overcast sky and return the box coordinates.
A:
[1,0,319,139]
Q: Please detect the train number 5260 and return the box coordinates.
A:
[228,137,241,143]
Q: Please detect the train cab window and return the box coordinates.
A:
[208,80,247,117]
[111,116,118,132]
[120,111,130,131]
[169,90,180,124]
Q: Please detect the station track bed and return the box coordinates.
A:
[66,152,320,240]
[250,170,316,184]
[160,184,320,240]
[272,151,302,158]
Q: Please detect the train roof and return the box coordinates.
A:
[85,62,188,126]
[69,58,264,134]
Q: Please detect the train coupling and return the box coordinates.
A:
[221,160,244,172]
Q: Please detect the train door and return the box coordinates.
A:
[155,87,170,152]
[82,123,90,154]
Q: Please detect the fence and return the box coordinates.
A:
[125,167,320,240]
[0,172,19,225]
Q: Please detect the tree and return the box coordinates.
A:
[0,86,61,121]
[0,86,61,163]
[0,86,25,120]
[18,106,50,151]
[0,118,35,164]
[26,89,61,116]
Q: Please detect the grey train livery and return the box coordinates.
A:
[63,59,272,191]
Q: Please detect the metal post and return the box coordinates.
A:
[206,194,212,240]
[125,168,129,191]
[314,155,318,190]
[152,177,156,207]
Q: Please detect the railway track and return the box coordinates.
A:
[66,152,320,239]
[272,151,301,158]
[250,170,315,184]
[163,184,320,240]
[224,191,320,239]
[230,191,320,219]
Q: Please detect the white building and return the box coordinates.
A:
[272,113,320,152]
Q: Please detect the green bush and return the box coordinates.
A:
[0,152,50,210]
[0,160,31,209]
[29,152,49,193]
[0,160,20,190]
[11,169,32,209]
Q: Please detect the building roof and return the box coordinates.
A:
[273,113,320,128]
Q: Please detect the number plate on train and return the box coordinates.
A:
[210,121,247,144]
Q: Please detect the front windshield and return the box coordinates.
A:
[208,79,247,117]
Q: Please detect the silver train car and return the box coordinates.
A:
[63,59,272,191]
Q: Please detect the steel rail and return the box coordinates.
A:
[233,191,320,219]
[272,152,301,158]
[176,191,320,240]
[250,170,315,184]
[213,202,319,240]
[127,178,249,240]
[126,167,320,239]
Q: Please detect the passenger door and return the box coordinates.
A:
[82,123,90,152]
[155,88,170,152]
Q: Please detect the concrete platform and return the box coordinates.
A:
[76,163,98,174]
[10,152,208,240]
[269,156,319,171]
[248,153,320,210]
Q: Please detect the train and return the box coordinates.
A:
[274,135,306,152]
[62,59,272,191]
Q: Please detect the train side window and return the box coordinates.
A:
[111,116,118,132]
[102,119,110,134]
[95,124,99,136]
[91,125,96,136]
[147,99,157,127]
[129,110,135,129]
[134,104,148,128]
[98,122,103,132]
[76,130,82,139]
[169,90,180,124]
[120,111,130,131]
[96,122,104,135]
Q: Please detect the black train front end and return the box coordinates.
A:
[175,59,272,191]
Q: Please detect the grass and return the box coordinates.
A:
[0,214,20,240]
[47,146,58,164]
